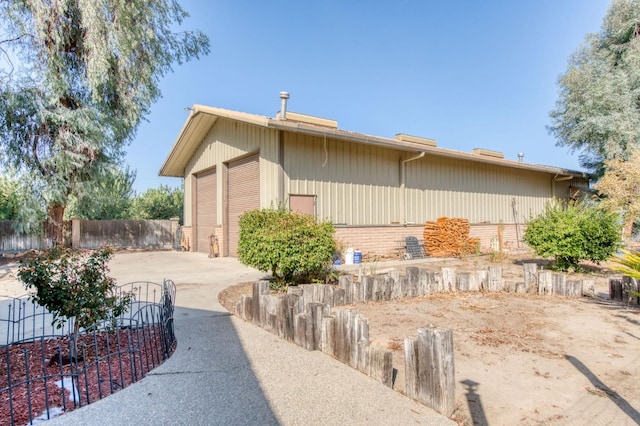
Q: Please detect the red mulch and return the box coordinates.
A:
[1,327,175,425]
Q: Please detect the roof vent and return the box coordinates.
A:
[395,133,437,147]
[276,110,338,129]
[472,148,504,159]
[279,91,289,120]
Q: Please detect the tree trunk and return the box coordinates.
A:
[47,202,66,246]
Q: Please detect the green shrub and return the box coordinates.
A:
[523,200,621,271]
[18,246,133,332]
[238,207,336,288]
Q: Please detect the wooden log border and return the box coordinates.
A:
[235,263,603,417]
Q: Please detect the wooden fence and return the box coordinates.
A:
[236,262,595,417]
[0,218,180,252]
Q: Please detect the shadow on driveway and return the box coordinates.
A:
[47,306,279,426]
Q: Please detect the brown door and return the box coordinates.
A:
[227,154,260,256]
[195,168,216,253]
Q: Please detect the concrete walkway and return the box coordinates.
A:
[33,251,455,426]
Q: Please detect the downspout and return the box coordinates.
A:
[400,152,425,224]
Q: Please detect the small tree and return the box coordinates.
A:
[523,200,621,271]
[238,207,336,288]
[18,246,133,358]
[595,148,640,241]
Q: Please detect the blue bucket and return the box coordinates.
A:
[354,251,362,264]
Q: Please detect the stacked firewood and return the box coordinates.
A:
[423,217,480,257]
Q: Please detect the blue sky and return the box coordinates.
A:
[132,0,612,193]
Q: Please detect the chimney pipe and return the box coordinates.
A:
[517,152,524,163]
[279,91,289,120]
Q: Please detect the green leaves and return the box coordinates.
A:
[523,201,621,271]
[130,185,184,221]
[0,0,209,236]
[17,246,134,331]
[549,0,640,176]
[238,207,337,288]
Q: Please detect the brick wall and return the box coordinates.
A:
[335,223,526,259]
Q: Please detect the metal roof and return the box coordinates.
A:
[159,104,588,180]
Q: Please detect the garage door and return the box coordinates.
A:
[195,168,216,253]
[227,154,260,256]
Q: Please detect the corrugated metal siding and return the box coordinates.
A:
[227,154,260,256]
[405,156,554,224]
[284,133,401,225]
[182,119,280,226]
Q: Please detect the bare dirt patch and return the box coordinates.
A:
[219,254,640,425]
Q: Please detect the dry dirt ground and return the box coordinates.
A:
[219,254,640,426]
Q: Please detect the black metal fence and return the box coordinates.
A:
[0,280,176,425]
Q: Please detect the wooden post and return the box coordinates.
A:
[334,309,351,364]
[622,276,640,304]
[236,295,253,321]
[339,275,353,305]
[609,279,623,301]
[418,269,430,295]
[285,293,299,341]
[362,276,374,301]
[457,272,479,292]
[582,279,595,297]
[333,288,346,307]
[352,314,369,370]
[321,316,336,357]
[404,337,419,400]
[552,274,566,296]
[539,271,553,295]
[406,267,419,297]
[487,266,503,292]
[523,263,538,293]
[476,270,488,291]
[294,313,309,349]
[417,325,455,417]
[368,346,393,387]
[252,281,270,325]
[274,295,287,338]
[441,267,455,292]
[307,303,330,351]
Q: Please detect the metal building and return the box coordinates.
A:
[160,94,588,258]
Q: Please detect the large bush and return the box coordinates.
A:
[523,201,621,271]
[238,207,336,287]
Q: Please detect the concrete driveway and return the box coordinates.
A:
[4,250,453,425]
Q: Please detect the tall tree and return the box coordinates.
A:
[0,0,209,243]
[549,0,640,177]
[65,165,136,220]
